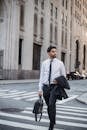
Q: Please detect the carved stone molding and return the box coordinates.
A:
[16,0,27,5]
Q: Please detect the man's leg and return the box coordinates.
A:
[43,85,50,119]
[48,87,57,129]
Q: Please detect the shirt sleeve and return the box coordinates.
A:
[60,62,66,77]
[39,62,44,91]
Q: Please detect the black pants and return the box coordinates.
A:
[43,84,57,125]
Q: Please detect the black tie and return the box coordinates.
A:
[48,59,53,86]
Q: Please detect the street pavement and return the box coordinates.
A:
[0,79,87,104]
[0,79,87,130]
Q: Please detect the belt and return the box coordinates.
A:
[43,84,56,86]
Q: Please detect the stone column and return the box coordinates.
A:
[57,0,62,59]
[40,0,50,63]
[66,0,71,73]
[4,0,20,70]
[70,0,76,72]
[22,0,34,70]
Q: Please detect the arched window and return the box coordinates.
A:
[40,17,44,39]
[50,23,53,43]
[34,14,38,36]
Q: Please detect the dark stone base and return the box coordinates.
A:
[2,69,40,80]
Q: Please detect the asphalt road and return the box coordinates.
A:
[0,79,87,130]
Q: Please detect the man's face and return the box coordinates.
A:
[48,48,57,58]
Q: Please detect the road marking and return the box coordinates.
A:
[23,110,87,121]
[0,111,87,128]
[26,97,38,101]
[56,95,78,104]
[0,89,78,104]
[9,90,18,93]
[14,94,37,100]
[14,91,37,96]
[0,91,37,98]
[1,91,26,97]
[0,89,10,92]
[26,107,87,117]
[44,106,87,113]
[0,119,62,130]
[44,104,87,111]
[57,105,87,111]
[26,95,78,102]
[0,91,26,97]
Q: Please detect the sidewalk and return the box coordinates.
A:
[0,79,39,85]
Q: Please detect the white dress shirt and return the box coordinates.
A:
[39,58,66,91]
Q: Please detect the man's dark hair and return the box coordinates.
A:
[47,45,56,52]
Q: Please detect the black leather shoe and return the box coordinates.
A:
[48,123,54,130]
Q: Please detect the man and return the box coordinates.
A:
[38,45,66,130]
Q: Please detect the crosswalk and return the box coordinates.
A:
[0,88,78,104]
[0,104,87,129]
[0,88,87,129]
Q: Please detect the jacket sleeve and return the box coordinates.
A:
[55,76,70,90]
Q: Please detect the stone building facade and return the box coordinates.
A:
[0,0,87,79]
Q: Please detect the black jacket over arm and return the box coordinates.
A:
[54,76,70,100]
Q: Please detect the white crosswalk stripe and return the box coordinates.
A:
[0,89,87,129]
[0,119,63,130]
[0,104,87,129]
[0,89,78,104]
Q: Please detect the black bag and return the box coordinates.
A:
[32,96,43,122]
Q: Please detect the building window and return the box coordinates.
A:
[40,17,44,39]
[18,39,23,65]
[55,26,58,44]
[41,0,44,9]
[20,4,25,29]
[66,0,68,9]
[0,0,4,18]
[51,3,53,16]
[62,0,64,7]
[33,44,41,70]
[65,29,67,48]
[61,52,66,64]
[50,23,53,43]
[61,27,64,45]
[0,50,3,69]
[55,7,58,19]
[35,0,38,5]
[34,14,38,36]
[83,45,86,69]
[62,13,64,25]
[65,16,67,26]
[75,40,80,69]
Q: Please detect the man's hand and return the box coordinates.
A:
[38,91,43,97]
[53,79,57,84]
